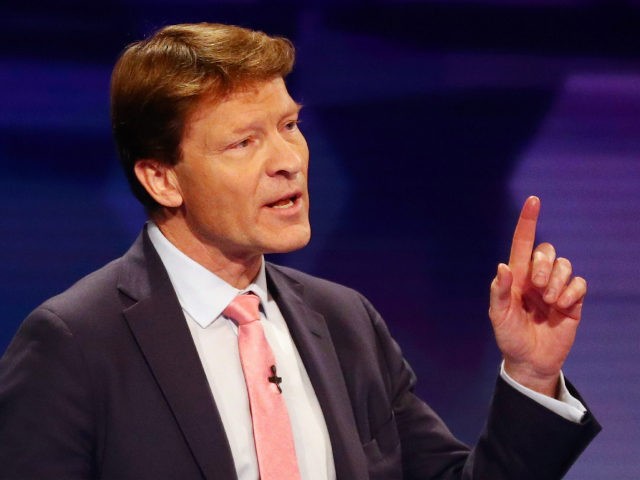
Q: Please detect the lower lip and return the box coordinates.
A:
[264,196,303,216]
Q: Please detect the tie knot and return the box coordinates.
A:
[223,293,260,326]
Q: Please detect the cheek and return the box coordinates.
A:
[181,162,263,217]
[180,175,229,222]
[214,180,261,221]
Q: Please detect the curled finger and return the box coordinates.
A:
[543,257,572,304]
[531,242,556,288]
[557,275,587,310]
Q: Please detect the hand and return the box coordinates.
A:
[489,196,587,397]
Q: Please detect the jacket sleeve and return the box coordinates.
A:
[0,307,95,479]
[362,294,601,480]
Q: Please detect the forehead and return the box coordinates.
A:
[189,77,297,124]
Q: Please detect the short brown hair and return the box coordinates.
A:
[111,23,295,210]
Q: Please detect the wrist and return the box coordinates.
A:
[503,360,560,398]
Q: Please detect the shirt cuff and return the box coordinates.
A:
[500,361,587,423]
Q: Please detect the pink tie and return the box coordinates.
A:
[223,294,301,480]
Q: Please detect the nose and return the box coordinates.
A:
[264,132,307,178]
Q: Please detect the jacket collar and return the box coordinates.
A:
[118,229,238,480]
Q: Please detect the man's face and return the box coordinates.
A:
[170,77,310,261]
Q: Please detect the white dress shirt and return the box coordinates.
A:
[147,223,336,480]
[500,362,586,422]
[147,222,586,479]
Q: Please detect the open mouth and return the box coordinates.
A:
[267,194,300,209]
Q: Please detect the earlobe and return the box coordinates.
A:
[134,159,183,208]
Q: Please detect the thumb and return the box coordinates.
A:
[489,263,513,324]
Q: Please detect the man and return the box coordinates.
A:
[0,23,599,479]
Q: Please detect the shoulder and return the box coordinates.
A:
[19,252,137,349]
[266,262,351,290]
[8,246,147,373]
[32,231,152,332]
[2,257,127,383]
[265,262,384,340]
[39,257,124,322]
[266,262,372,308]
[266,263,414,409]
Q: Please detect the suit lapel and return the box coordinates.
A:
[266,264,369,480]
[119,232,237,480]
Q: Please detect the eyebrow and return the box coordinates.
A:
[286,102,303,118]
[228,102,304,136]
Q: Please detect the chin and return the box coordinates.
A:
[264,227,311,254]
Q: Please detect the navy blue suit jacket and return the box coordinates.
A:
[0,230,600,479]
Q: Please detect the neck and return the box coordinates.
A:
[152,214,262,290]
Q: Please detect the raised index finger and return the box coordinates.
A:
[509,196,541,270]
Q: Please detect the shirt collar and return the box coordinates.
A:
[146,221,269,328]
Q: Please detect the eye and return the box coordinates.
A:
[230,137,252,150]
[284,119,301,132]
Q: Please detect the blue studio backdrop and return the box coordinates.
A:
[1,1,639,478]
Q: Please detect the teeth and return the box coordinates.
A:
[271,198,294,209]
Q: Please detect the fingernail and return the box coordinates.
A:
[544,288,556,301]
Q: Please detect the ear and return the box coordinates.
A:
[134,159,183,208]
